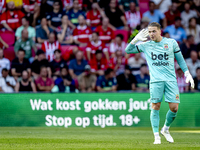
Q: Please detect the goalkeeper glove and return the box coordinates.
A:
[184,70,194,88]
[131,29,149,44]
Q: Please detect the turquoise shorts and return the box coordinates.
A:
[150,81,180,103]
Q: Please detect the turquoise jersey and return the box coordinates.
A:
[125,37,188,83]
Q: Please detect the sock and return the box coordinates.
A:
[150,109,160,134]
[154,132,160,137]
[163,124,169,131]
[164,109,177,127]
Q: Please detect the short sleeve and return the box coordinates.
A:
[0,12,6,23]
[173,39,180,53]
[15,28,21,37]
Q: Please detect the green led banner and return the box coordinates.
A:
[0,93,199,127]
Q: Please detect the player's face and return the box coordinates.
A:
[148,26,161,41]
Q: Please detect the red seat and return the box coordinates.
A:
[139,0,150,16]
[4,46,15,61]
[114,30,129,42]
[0,31,15,46]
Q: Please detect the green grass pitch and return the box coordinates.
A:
[0,127,200,150]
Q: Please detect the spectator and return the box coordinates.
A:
[66,0,85,26]
[96,68,117,92]
[164,2,181,26]
[0,48,10,77]
[35,66,54,92]
[186,50,200,77]
[54,66,76,92]
[143,1,166,29]
[41,32,61,61]
[95,17,115,45]
[125,2,141,30]
[11,49,31,80]
[128,53,146,75]
[56,15,74,45]
[181,2,198,28]
[15,70,37,92]
[176,64,189,93]
[193,67,200,91]
[0,68,16,93]
[22,0,40,27]
[0,1,24,31]
[69,50,88,79]
[6,0,23,9]
[163,32,170,38]
[78,64,97,92]
[0,0,6,14]
[31,50,52,79]
[46,0,64,30]
[86,32,109,61]
[36,17,53,44]
[116,65,137,91]
[110,34,128,58]
[89,50,108,76]
[14,29,37,61]
[73,15,92,47]
[135,64,150,92]
[110,50,127,76]
[50,49,66,79]
[152,0,172,14]
[186,17,200,45]
[118,0,139,13]
[105,0,128,30]
[15,16,36,41]
[180,35,197,59]
[0,37,9,49]
[164,17,187,43]
[136,17,150,30]
[86,1,104,30]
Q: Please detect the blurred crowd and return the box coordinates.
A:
[0,0,200,93]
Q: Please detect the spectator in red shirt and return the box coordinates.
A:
[95,17,115,46]
[164,2,181,26]
[86,1,104,30]
[0,1,24,31]
[73,15,92,47]
[86,32,109,61]
[89,50,108,76]
[41,32,61,62]
[35,66,54,92]
[110,49,127,76]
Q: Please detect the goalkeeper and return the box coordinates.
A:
[125,22,194,144]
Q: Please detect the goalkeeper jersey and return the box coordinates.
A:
[125,37,188,83]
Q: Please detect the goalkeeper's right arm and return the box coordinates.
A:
[125,29,149,54]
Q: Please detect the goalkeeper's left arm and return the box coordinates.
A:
[175,51,194,88]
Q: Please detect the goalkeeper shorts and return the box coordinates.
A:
[150,81,180,103]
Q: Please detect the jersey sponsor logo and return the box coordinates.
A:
[151,52,169,60]
[151,52,169,66]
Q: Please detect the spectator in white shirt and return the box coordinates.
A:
[0,48,10,77]
[110,34,128,58]
[0,68,16,93]
[181,2,198,28]
[186,50,200,77]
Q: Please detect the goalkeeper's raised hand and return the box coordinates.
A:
[184,70,194,88]
[131,29,149,44]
